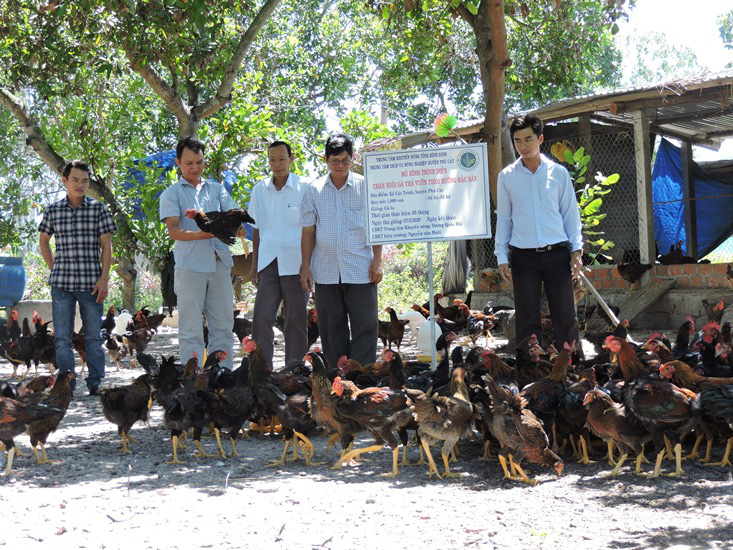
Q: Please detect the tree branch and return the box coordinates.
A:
[451,2,475,25]
[0,88,66,177]
[123,44,189,121]
[193,0,283,120]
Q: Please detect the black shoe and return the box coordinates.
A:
[88,386,100,396]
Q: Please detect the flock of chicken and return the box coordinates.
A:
[1,295,732,485]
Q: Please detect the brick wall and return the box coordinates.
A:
[583,263,730,289]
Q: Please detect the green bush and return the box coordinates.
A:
[377,242,450,320]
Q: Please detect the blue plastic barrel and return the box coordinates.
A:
[0,257,27,307]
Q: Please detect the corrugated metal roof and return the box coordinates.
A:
[365,71,733,152]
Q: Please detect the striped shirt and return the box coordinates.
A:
[495,154,583,265]
[299,172,373,284]
[38,195,117,291]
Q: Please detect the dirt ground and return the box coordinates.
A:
[1,326,732,550]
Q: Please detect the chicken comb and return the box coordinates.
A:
[715,300,725,311]
[604,334,616,346]
[312,346,321,353]
[703,321,721,333]
[684,315,695,324]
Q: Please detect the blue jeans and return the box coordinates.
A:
[51,287,105,392]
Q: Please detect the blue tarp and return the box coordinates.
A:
[124,150,253,240]
[652,139,733,258]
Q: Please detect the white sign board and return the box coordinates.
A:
[363,144,491,245]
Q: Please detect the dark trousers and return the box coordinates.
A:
[314,282,378,370]
[510,246,580,350]
[252,259,310,365]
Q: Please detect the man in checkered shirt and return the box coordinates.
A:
[300,134,383,370]
[39,160,117,395]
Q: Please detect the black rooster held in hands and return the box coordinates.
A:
[185,209,255,246]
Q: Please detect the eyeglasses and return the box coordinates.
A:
[327,157,352,166]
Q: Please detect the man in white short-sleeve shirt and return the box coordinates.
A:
[248,141,310,365]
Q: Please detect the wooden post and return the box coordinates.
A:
[680,140,698,259]
[632,110,655,267]
[578,113,593,157]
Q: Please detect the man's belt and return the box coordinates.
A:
[511,242,570,253]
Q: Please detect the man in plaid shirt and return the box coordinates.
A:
[39,160,116,395]
[299,134,383,370]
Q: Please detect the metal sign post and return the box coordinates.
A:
[426,242,437,369]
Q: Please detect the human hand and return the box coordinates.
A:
[498,263,512,283]
[236,225,247,238]
[300,267,313,292]
[570,251,583,279]
[92,276,109,304]
[369,258,383,284]
[250,266,259,287]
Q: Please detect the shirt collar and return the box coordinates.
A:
[266,173,295,191]
[63,195,91,209]
[179,176,209,189]
[326,171,354,189]
[517,154,550,174]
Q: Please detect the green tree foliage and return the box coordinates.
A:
[719,8,733,51]
[620,32,701,87]
[552,144,618,263]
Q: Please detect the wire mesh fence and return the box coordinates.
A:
[470,124,733,285]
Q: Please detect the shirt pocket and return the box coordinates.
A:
[286,204,301,227]
[347,207,366,230]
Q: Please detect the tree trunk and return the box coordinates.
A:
[179,114,199,139]
[116,256,138,311]
[474,0,511,206]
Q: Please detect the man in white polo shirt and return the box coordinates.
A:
[249,140,310,365]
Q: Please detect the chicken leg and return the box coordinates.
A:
[577,436,593,465]
[121,432,132,454]
[194,440,217,458]
[268,438,293,467]
[481,440,491,462]
[2,447,15,477]
[166,435,184,465]
[665,443,684,477]
[705,437,733,467]
[340,444,384,467]
[509,458,538,486]
[214,428,227,458]
[419,439,442,479]
[441,451,460,478]
[608,453,628,477]
[684,434,703,460]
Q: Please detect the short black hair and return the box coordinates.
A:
[509,114,543,140]
[176,136,205,159]
[268,140,292,157]
[62,160,91,179]
[325,134,354,158]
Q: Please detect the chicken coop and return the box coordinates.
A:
[361,72,733,328]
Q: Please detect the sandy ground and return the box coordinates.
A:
[1,326,732,550]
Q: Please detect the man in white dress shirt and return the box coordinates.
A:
[249,141,310,365]
[495,114,583,350]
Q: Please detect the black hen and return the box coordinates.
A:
[185,208,255,245]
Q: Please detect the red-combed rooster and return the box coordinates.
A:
[184,208,254,246]
[606,335,700,477]
[305,350,362,467]
[331,377,413,477]
[583,388,652,477]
